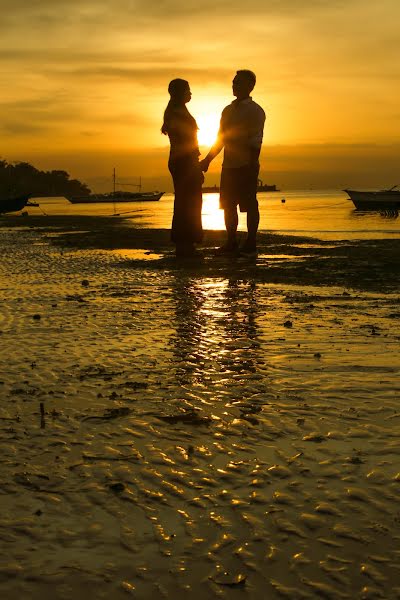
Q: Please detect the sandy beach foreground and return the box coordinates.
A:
[1,215,400,599]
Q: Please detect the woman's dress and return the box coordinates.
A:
[166,109,203,244]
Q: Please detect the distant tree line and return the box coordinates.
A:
[0,159,91,197]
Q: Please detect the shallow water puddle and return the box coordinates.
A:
[112,248,162,261]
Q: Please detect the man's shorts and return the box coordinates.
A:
[219,165,259,213]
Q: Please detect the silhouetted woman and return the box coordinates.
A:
[162,79,203,257]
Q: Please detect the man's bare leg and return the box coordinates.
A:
[224,206,239,248]
[245,203,259,248]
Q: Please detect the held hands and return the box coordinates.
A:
[195,163,205,184]
[200,157,210,172]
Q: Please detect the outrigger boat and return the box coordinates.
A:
[67,169,164,204]
[67,191,164,204]
[344,186,400,210]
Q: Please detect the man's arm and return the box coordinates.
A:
[200,136,224,172]
[248,108,265,167]
[200,112,225,172]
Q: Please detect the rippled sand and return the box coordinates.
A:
[1,216,400,599]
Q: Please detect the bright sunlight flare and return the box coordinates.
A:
[197,113,220,147]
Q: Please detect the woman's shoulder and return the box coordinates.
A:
[171,109,197,131]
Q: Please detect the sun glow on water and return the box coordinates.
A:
[201,193,225,230]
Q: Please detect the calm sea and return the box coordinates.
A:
[32,190,399,241]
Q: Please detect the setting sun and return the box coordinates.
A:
[196,114,220,147]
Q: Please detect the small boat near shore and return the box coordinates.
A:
[0,194,38,214]
[344,187,400,210]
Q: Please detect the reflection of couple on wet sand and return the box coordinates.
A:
[171,275,259,386]
[162,70,265,258]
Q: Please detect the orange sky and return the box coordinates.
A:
[1,0,399,191]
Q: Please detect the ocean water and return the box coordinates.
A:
[30,189,399,241]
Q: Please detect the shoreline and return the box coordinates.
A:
[1,214,399,292]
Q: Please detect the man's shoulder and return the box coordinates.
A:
[249,99,266,117]
[221,98,265,120]
[222,102,235,114]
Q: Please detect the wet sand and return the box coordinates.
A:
[1,214,400,599]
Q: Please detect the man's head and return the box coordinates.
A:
[232,70,256,100]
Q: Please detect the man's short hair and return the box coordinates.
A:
[236,69,256,90]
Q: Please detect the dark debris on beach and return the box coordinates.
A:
[1,214,399,291]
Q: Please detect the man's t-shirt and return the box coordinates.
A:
[218,97,265,169]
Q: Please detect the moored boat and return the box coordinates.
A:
[0,194,32,214]
[67,191,164,204]
[66,169,164,203]
[344,187,400,210]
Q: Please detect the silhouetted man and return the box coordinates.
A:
[201,70,265,255]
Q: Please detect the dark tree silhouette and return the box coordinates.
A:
[0,159,91,198]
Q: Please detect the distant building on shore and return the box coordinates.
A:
[202,180,279,193]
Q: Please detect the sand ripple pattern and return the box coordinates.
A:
[1,227,400,599]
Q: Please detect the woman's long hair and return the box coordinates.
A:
[161,79,196,135]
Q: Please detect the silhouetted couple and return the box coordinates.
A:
[162,70,265,258]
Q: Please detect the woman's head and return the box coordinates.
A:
[168,78,191,104]
[161,78,193,135]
